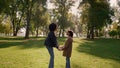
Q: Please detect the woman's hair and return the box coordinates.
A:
[68,30,73,37]
[49,23,57,31]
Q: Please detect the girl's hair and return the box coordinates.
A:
[49,23,57,31]
[68,30,73,37]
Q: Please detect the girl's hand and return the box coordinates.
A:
[58,47,63,51]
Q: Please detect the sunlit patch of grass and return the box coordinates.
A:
[0,37,120,68]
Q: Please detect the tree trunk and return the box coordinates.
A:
[14,12,24,36]
[90,26,94,39]
[119,35,120,39]
[14,27,20,36]
[95,29,99,37]
[24,1,34,39]
[36,28,39,38]
[59,27,62,37]
[87,27,90,39]
[45,26,48,36]
[12,19,17,36]
[62,29,65,37]
[25,9,31,39]
[13,32,17,36]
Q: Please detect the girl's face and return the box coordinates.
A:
[66,31,70,36]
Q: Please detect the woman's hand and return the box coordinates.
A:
[58,46,64,51]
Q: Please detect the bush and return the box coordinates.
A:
[109,30,117,38]
[117,26,120,37]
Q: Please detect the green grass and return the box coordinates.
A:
[0,37,120,68]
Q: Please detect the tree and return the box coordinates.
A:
[0,0,11,13]
[2,0,26,36]
[0,23,5,34]
[0,17,12,36]
[52,0,75,37]
[1,0,47,38]
[109,30,117,38]
[78,2,89,38]
[117,0,120,38]
[79,0,113,39]
[0,0,12,36]
[32,3,50,37]
[117,26,120,38]
[23,0,47,39]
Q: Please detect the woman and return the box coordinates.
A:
[59,30,73,68]
[44,23,59,68]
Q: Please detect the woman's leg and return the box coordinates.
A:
[46,46,54,68]
[66,57,70,68]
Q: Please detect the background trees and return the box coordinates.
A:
[79,0,113,39]
[50,0,75,37]
[0,0,120,39]
[0,0,47,38]
[32,3,50,37]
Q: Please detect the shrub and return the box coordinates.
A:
[109,30,117,38]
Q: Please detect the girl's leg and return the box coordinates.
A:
[66,57,70,68]
[46,46,54,68]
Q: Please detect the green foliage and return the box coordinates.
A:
[52,0,75,37]
[30,0,50,37]
[32,4,49,27]
[0,23,5,33]
[109,30,118,38]
[88,1,113,29]
[24,0,47,38]
[118,31,120,35]
[109,26,120,38]
[117,26,120,38]
[31,7,50,37]
[0,21,12,35]
[0,0,11,13]
[79,0,113,39]
[0,0,48,38]
[2,0,27,36]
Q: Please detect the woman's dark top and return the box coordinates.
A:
[44,31,58,48]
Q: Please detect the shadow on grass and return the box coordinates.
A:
[77,38,120,62]
[0,37,24,40]
[0,41,23,48]
[0,37,45,49]
[72,62,82,68]
[19,39,45,49]
[0,37,66,49]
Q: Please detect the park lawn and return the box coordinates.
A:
[0,37,120,68]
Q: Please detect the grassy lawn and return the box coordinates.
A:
[0,37,120,68]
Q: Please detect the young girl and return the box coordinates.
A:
[59,30,73,68]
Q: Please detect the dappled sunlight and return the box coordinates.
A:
[76,38,120,63]
[0,37,120,68]
[0,0,120,67]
